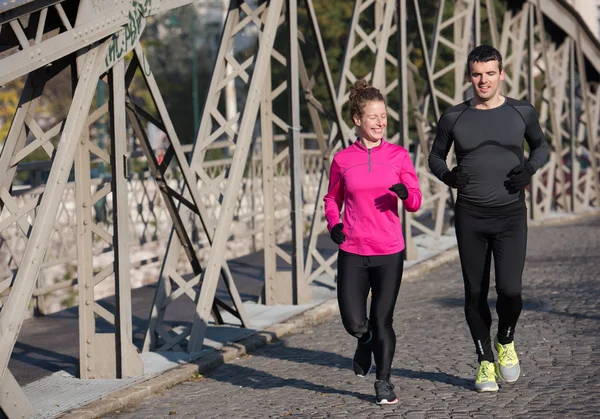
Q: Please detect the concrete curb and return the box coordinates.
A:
[58,210,600,418]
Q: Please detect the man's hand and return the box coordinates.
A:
[330,223,346,245]
[388,183,408,200]
[441,166,469,188]
[508,163,535,190]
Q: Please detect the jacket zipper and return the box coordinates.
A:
[368,149,371,172]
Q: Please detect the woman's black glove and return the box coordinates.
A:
[441,166,469,188]
[389,183,408,200]
[330,223,346,245]
[508,162,535,190]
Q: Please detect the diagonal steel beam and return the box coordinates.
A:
[0,37,110,399]
[0,369,35,418]
[187,0,285,352]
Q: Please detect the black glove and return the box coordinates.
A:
[441,166,469,188]
[330,223,346,245]
[388,183,408,200]
[508,162,535,190]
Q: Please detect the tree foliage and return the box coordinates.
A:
[0,78,25,142]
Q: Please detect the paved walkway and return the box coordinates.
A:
[100,217,600,419]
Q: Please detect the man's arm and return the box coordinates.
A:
[428,113,455,180]
[522,105,549,173]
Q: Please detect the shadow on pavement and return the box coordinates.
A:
[205,362,374,402]
[205,340,473,393]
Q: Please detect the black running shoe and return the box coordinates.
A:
[352,339,372,377]
[374,379,398,405]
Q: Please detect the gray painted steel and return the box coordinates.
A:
[0,0,599,417]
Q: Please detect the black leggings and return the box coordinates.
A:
[337,249,404,380]
[455,199,527,363]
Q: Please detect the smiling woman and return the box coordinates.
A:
[323,78,422,406]
[352,95,387,147]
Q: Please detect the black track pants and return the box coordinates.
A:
[454,199,527,363]
[337,249,404,380]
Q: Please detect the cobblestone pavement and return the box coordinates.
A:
[104,219,600,418]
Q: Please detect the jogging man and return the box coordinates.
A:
[428,45,549,392]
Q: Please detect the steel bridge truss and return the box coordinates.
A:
[0,0,598,417]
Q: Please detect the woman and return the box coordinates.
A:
[324,79,422,405]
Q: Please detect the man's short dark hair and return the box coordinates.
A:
[467,45,503,75]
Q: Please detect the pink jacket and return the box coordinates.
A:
[324,139,422,256]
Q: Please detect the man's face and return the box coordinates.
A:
[467,59,504,101]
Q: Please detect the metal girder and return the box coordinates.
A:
[142,0,260,353]
[0,369,34,419]
[74,55,143,379]
[0,2,599,414]
[286,0,307,306]
[186,0,285,352]
[261,0,345,304]
[260,0,311,305]
[0,0,217,86]
[534,0,600,73]
[128,42,250,352]
[0,38,110,415]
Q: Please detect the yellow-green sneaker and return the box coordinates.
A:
[494,335,520,382]
[475,360,499,392]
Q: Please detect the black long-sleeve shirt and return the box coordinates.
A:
[428,97,549,207]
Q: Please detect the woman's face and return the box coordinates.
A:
[353,100,387,143]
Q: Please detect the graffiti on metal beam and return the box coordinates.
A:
[92,0,118,13]
[105,0,151,69]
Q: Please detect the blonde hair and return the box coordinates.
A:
[349,79,386,120]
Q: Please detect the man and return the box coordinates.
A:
[428,45,549,392]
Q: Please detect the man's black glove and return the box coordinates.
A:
[388,183,408,200]
[508,162,535,190]
[330,223,346,245]
[441,166,469,188]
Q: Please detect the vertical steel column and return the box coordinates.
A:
[110,58,139,377]
[398,0,412,259]
[453,1,475,103]
[527,3,536,219]
[535,2,569,213]
[75,55,143,379]
[260,68,278,304]
[474,0,480,47]
[568,38,576,211]
[74,81,96,379]
[286,0,309,305]
[485,0,499,48]
[398,0,409,148]
[372,0,396,93]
